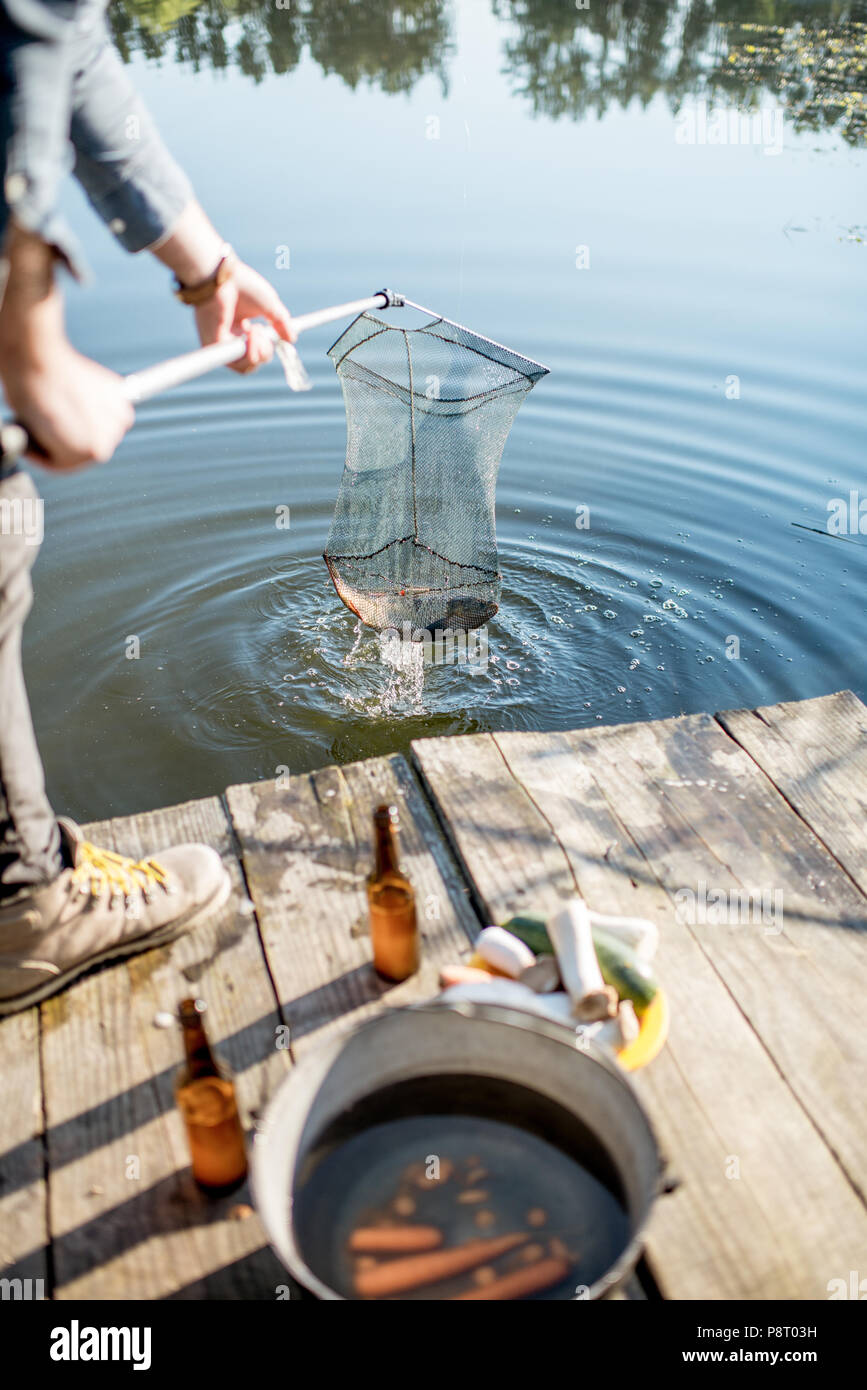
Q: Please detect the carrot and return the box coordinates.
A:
[348,1225,443,1254]
[438,964,498,988]
[354,1232,529,1297]
[452,1255,570,1301]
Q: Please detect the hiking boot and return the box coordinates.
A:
[0,818,231,1015]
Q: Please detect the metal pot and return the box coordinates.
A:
[252,996,664,1299]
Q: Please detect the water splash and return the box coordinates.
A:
[375,635,426,715]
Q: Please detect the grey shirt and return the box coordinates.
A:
[0,0,193,276]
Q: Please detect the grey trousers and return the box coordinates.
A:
[0,467,62,897]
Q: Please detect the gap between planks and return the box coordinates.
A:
[225,751,481,1060]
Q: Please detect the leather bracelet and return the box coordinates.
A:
[173,245,236,305]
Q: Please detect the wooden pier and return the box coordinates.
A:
[2,688,866,1300]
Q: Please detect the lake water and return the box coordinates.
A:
[27,0,867,821]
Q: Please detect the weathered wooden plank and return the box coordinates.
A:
[412,723,867,1300]
[409,733,574,922]
[0,1008,48,1294]
[718,689,867,893]
[226,754,479,1059]
[44,797,287,1300]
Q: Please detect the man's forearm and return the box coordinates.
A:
[0,222,64,373]
[148,199,226,288]
[0,217,134,471]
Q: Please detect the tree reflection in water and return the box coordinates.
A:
[109,0,867,144]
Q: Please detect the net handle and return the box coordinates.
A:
[124,290,401,403]
[0,290,404,464]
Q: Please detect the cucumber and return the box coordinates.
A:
[501,914,551,957]
[591,928,658,1011]
[501,913,658,1011]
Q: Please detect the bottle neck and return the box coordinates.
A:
[180,1016,220,1081]
[373,820,401,878]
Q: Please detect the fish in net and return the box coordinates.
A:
[324,301,548,635]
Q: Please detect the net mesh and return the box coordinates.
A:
[324,309,548,633]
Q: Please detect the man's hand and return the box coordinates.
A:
[152,201,294,372]
[194,259,295,373]
[1,343,134,471]
[0,223,133,469]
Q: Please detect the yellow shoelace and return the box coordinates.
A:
[71,841,169,903]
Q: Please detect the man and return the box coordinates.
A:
[0,0,294,1014]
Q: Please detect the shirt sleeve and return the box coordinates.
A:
[0,0,194,277]
[0,0,85,276]
[69,18,194,255]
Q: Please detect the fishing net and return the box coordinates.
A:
[324,305,548,634]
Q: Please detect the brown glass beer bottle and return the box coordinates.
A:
[367,803,419,982]
[175,997,248,1192]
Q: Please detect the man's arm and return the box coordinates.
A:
[0,1,293,469]
[0,220,132,466]
[0,0,82,273]
[0,0,133,467]
[69,21,294,371]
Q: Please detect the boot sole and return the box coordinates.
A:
[0,866,234,1018]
